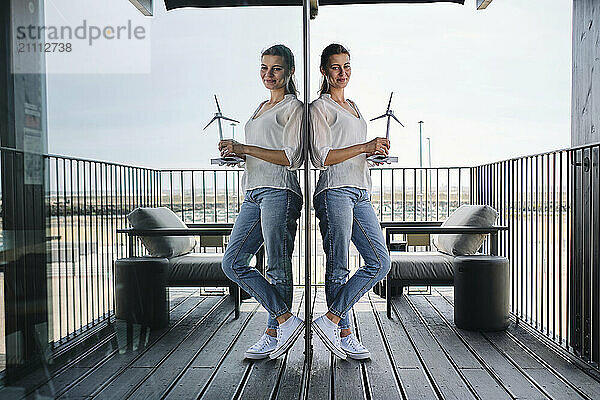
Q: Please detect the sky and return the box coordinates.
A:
[45,0,572,169]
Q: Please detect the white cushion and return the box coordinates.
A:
[127,207,196,258]
[433,205,498,256]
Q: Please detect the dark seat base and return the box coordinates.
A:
[454,255,510,331]
[115,257,170,329]
[115,256,243,327]
[383,253,509,325]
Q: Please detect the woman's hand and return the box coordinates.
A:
[219,139,246,158]
[323,138,390,167]
[364,137,390,157]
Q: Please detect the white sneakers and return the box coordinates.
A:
[340,333,371,360]
[312,315,347,359]
[246,315,370,361]
[244,333,278,359]
[269,315,305,359]
[312,315,371,360]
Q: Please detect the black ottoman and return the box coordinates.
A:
[115,257,169,329]
[454,256,510,331]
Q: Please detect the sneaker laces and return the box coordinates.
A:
[343,334,364,352]
[252,334,274,351]
[334,327,342,348]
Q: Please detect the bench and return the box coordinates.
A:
[380,205,509,319]
[115,208,263,327]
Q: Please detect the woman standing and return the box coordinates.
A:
[310,44,391,360]
[220,44,304,360]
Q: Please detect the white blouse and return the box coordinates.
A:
[242,94,303,197]
[309,93,371,197]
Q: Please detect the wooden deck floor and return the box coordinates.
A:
[2,287,600,400]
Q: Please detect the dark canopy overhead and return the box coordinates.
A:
[165,0,464,10]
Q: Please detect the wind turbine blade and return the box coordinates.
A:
[221,116,241,124]
[386,92,393,112]
[391,114,404,127]
[203,117,217,130]
[214,95,222,113]
[370,114,388,121]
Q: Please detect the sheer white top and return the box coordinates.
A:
[309,93,371,197]
[242,94,303,197]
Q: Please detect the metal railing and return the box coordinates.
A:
[0,147,161,347]
[2,144,599,371]
[159,167,473,286]
[47,155,160,345]
[473,142,600,368]
[474,150,570,346]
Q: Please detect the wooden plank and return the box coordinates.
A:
[436,287,454,302]
[392,295,476,400]
[505,324,600,399]
[162,301,259,399]
[6,291,203,400]
[484,332,587,399]
[199,303,267,399]
[485,332,546,369]
[409,295,511,400]
[353,295,402,400]
[119,298,235,400]
[20,292,205,400]
[168,288,202,309]
[427,294,550,400]
[275,288,313,400]
[163,367,213,400]
[59,296,219,398]
[371,294,438,399]
[333,308,365,400]
[90,296,224,399]
[88,367,153,400]
[306,288,332,400]
[240,288,305,400]
[79,289,202,371]
[131,296,223,367]
[410,295,481,369]
[88,295,225,400]
[22,368,89,400]
[435,288,600,398]
[525,369,588,399]
[461,369,509,399]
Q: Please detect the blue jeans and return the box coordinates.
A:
[314,187,391,329]
[222,188,302,329]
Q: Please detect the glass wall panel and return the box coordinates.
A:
[1,0,306,394]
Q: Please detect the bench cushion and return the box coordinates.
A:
[433,205,498,256]
[389,251,455,281]
[167,253,229,284]
[127,207,196,258]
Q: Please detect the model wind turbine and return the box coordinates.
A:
[368,92,402,164]
[203,95,242,166]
